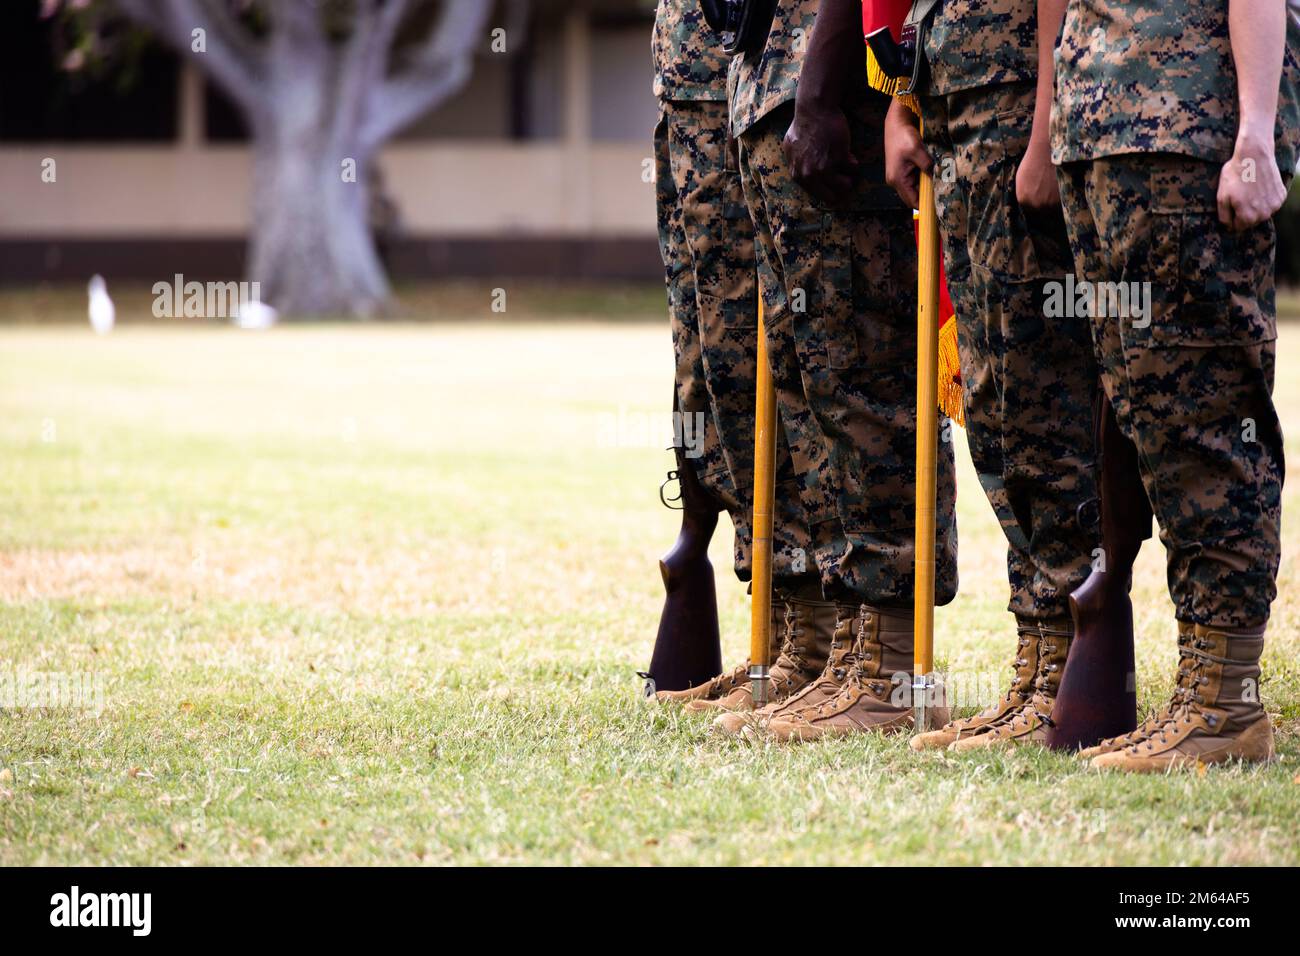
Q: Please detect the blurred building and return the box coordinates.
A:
[0,0,662,283]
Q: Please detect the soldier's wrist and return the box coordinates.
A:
[1022,129,1051,161]
[795,88,842,118]
[1235,118,1276,150]
[885,98,919,131]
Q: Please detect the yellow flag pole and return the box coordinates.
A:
[749,297,777,705]
[913,165,940,732]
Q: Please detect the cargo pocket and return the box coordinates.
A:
[698,287,759,437]
[851,215,903,361]
[778,211,859,370]
[1144,212,1277,349]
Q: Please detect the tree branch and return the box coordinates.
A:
[359,0,491,151]
[114,0,265,110]
[334,0,409,149]
[267,0,328,59]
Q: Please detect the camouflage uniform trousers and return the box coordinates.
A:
[737,102,959,605]
[921,81,1100,621]
[655,99,816,581]
[1057,154,1284,628]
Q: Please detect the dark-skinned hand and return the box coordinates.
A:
[883,98,931,210]
[783,102,858,205]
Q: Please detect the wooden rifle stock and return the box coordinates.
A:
[1047,391,1148,750]
[641,441,724,696]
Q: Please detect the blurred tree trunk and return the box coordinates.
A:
[111,0,494,318]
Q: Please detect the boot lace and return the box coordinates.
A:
[773,600,803,669]
[1121,634,1239,751]
[950,628,1035,730]
[816,605,851,680]
[844,607,876,684]
[706,663,749,696]
[818,607,887,713]
[1006,628,1037,702]
[1001,625,1067,734]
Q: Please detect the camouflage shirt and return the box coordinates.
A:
[729,0,824,136]
[653,0,730,102]
[1051,0,1300,171]
[923,0,1038,96]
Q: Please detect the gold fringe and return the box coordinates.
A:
[938,317,965,427]
[865,49,920,116]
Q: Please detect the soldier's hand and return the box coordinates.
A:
[1015,143,1061,211]
[783,102,858,205]
[884,98,931,210]
[1218,131,1288,232]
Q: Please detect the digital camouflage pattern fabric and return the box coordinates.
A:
[729,0,842,137]
[653,0,730,102]
[655,97,815,581]
[920,81,1100,620]
[1051,0,1300,171]
[738,101,959,605]
[922,0,1037,96]
[1057,154,1283,627]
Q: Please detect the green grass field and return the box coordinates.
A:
[1,284,1299,866]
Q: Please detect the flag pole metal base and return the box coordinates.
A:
[912,671,939,733]
[749,665,770,707]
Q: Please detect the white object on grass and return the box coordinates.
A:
[88,274,114,335]
[232,299,279,331]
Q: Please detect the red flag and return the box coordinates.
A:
[866,0,964,426]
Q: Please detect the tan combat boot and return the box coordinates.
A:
[690,590,836,714]
[767,604,942,743]
[910,619,1040,751]
[949,618,1072,752]
[1077,622,1196,759]
[655,595,787,707]
[1090,624,1273,772]
[712,601,856,735]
